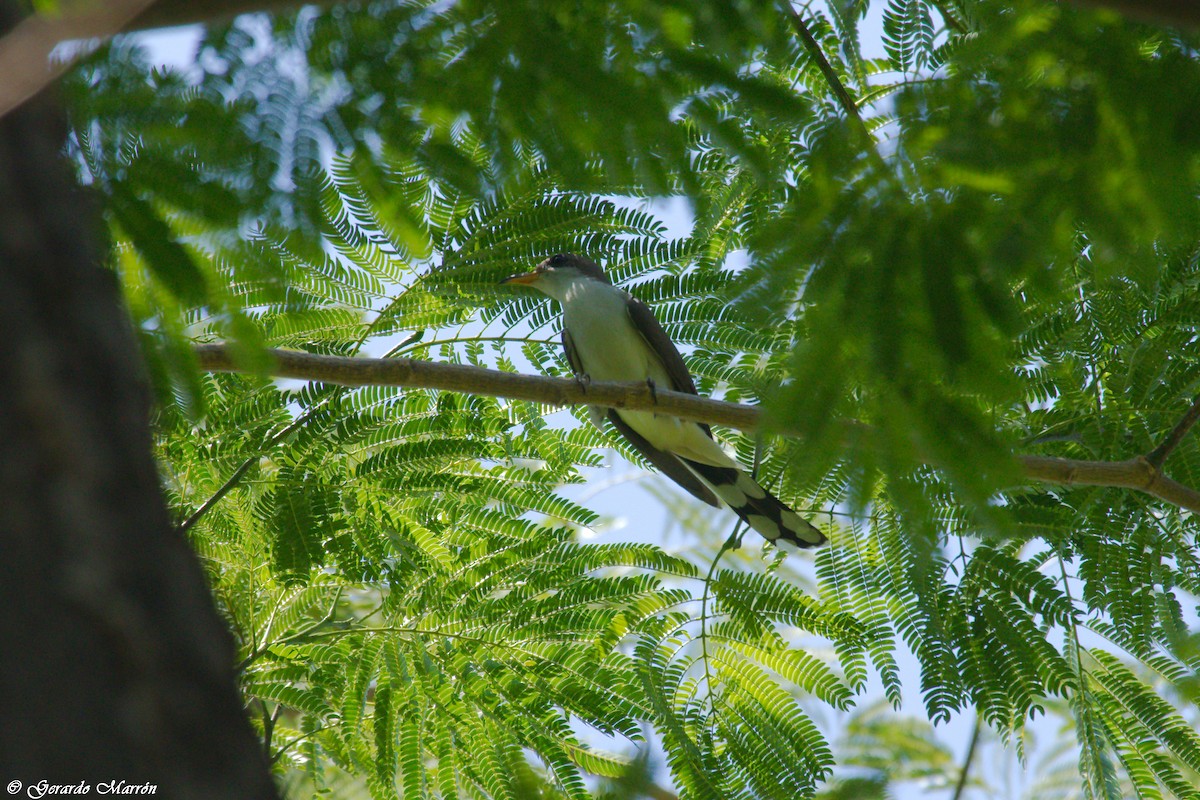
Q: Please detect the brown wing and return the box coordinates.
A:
[561,328,585,376]
[563,327,607,429]
[563,320,718,506]
[624,293,712,437]
[607,411,720,507]
[624,295,696,393]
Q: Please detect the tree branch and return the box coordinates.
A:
[195,343,762,430]
[195,344,1200,516]
[1018,455,1200,514]
[1146,395,1200,468]
[125,0,337,32]
[778,1,886,169]
[0,0,157,120]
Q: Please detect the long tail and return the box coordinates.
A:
[680,459,826,549]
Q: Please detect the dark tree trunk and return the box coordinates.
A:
[0,3,277,796]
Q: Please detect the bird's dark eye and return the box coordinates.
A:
[548,254,568,267]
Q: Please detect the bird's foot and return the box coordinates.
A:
[575,372,592,394]
[646,378,658,404]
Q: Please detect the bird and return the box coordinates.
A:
[500,253,825,550]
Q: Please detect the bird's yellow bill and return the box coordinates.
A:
[500,271,540,286]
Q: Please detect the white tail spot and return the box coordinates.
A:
[782,510,823,544]
[716,485,748,508]
[736,473,767,500]
[746,514,780,540]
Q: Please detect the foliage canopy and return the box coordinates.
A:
[61,0,1200,796]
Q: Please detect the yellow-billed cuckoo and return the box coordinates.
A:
[502,253,825,549]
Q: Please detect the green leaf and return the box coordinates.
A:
[109,182,207,306]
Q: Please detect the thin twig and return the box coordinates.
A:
[699,520,747,719]
[177,411,310,534]
[237,587,343,674]
[269,727,323,765]
[950,713,981,800]
[932,1,968,35]
[1146,395,1200,467]
[778,1,885,169]
[180,332,423,533]
[261,701,281,763]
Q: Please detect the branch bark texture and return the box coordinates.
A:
[0,0,156,120]
[195,343,762,430]
[196,344,1200,516]
[0,3,276,790]
[1147,396,1200,467]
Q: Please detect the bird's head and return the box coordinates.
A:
[500,254,611,300]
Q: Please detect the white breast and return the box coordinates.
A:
[559,281,670,385]
[555,279,732,464]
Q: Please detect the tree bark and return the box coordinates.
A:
[0,2,277,795]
